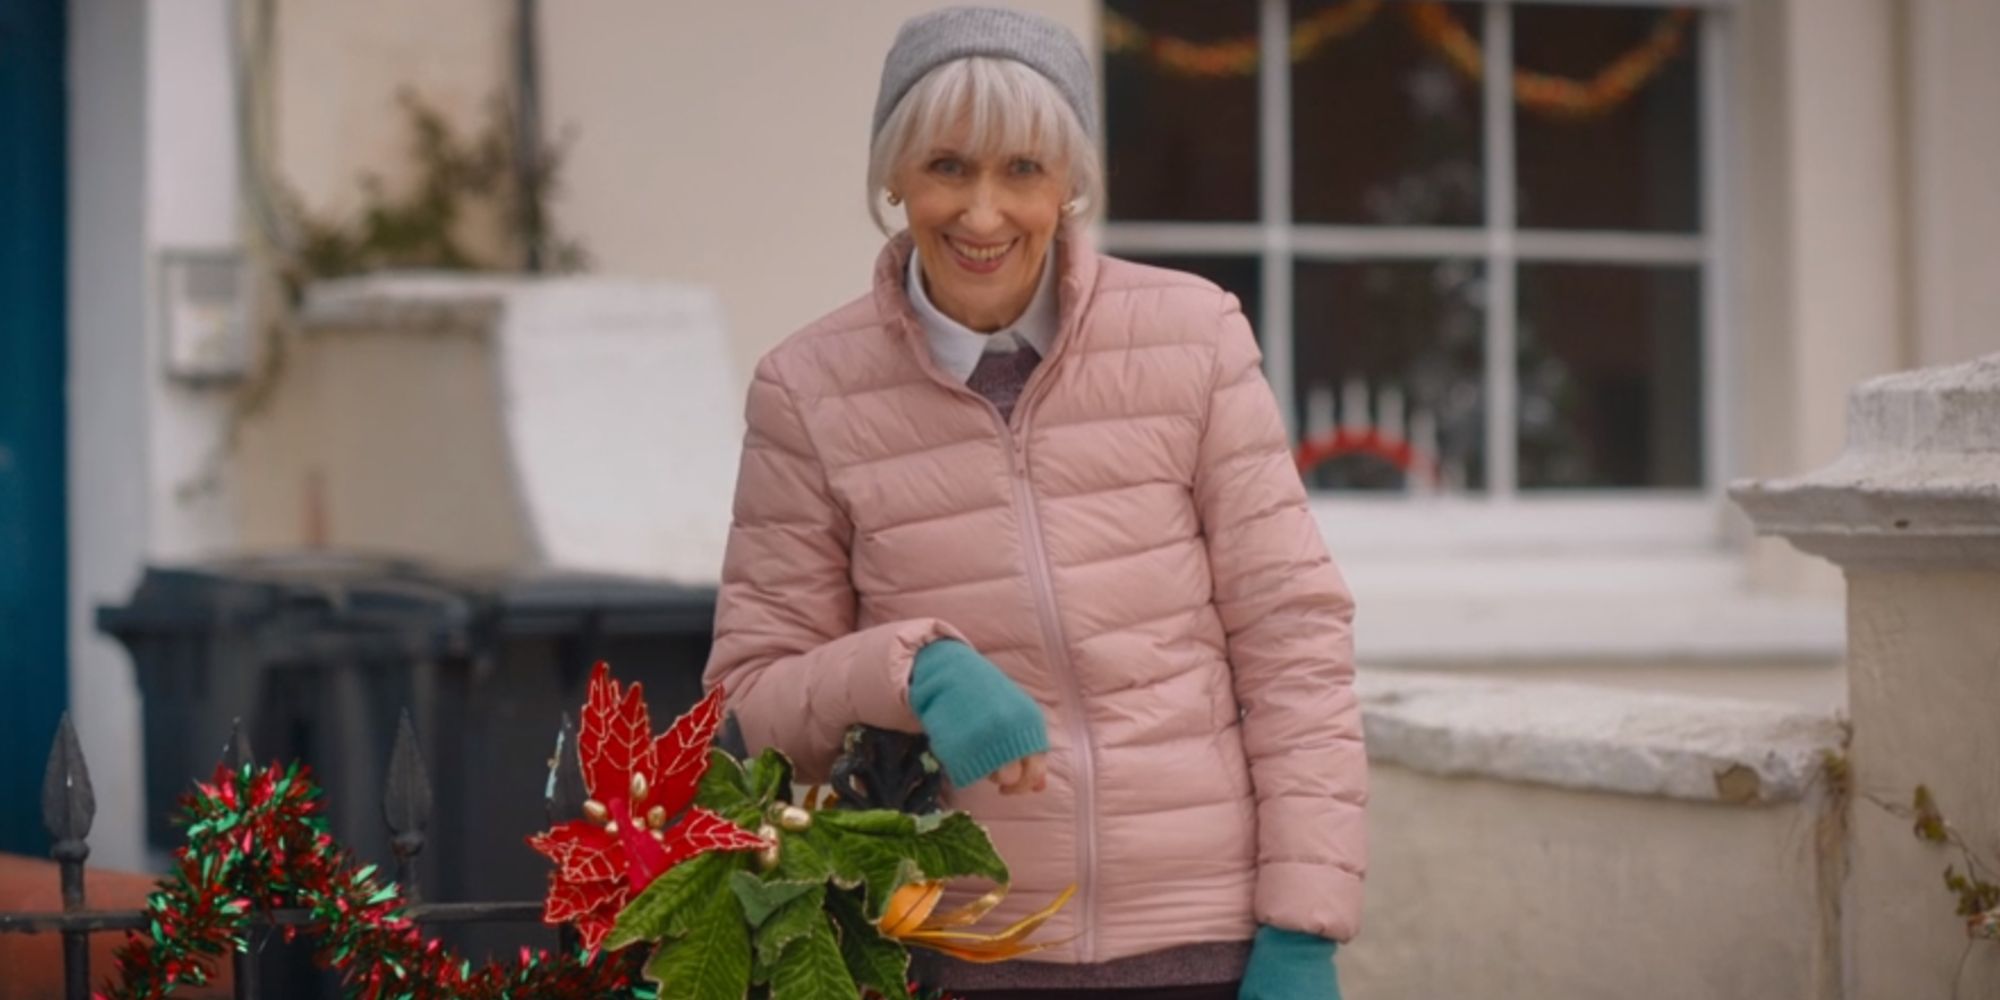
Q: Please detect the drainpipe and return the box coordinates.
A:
[513,0,544,273]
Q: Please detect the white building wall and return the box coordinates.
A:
[68,0,152,873]
[1907,0,2000,368]
[1779,0,1908,474]
[539,0,1096,378]
[145,0,240,560]
[67,0,242,871]
[272,0,511,226]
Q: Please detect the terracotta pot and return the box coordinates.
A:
[0,853,232,999]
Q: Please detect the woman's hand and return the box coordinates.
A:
[909,640,1052,788]
[989,752,1049,795]
[1239,926,1341,1000]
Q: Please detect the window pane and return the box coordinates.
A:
[1123,255,1263,338]
[1517,264,1701,489]
[1290,0,1485,227]
[1514,5,1701,232]
[1295,260,1487,493]
[1104,0,1260,221]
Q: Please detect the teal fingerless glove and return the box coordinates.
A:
[908,640,1049,787]
[1240,925,1342,1000]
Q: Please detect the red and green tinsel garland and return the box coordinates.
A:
[99,760,635,1000]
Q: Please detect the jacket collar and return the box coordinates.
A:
[874,228,1102,390]
[906,245,1059,383]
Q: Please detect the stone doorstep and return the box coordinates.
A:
[1359,671,1848,805]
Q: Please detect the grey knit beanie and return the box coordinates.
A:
[872,6,1097,142]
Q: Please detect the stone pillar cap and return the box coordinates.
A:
[1731,353,2000,569]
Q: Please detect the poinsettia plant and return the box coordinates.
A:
[530,664,1069,1000]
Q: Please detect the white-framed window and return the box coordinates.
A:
[1098,0,1734,552]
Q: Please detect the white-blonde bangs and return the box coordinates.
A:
[868,56,1102,234]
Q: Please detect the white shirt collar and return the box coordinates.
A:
[907,246,1059,384]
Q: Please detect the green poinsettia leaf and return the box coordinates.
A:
[697,749,762,827]
[772,823,835,885]
[768,912,855,1000]
[828,888,913,1000]
[606,851,733,951]
[813,809,1003,917]
[644,889,753,1000]
[910,811,1008,884]
[753,884,827,968]
[814,809,915,837]
[826,836,924,920]
[731,869,822,928]
[745,749,794,806]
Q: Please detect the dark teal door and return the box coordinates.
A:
[0,0,69,856]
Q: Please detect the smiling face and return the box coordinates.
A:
[869,56,1097,333]
[893,127,1070,332]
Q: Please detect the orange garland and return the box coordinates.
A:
[1101,2,1695,122]
[1404,3,1696,121]
[1102,0,1383,80]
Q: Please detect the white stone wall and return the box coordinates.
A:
[1348,673,1845,999]
[1350,764,1839,1000]
[1736,352,2000,996]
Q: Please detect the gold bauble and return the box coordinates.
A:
[755,823,782,871]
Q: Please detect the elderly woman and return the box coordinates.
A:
[705,7,1363,999]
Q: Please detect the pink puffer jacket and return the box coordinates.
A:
[705,232,1365,962]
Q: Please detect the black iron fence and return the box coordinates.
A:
[0,709,588,1000]
[0,707,937,1000]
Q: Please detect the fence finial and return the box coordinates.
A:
[384,709,433,904]
[384,709,433,844]
[41,715,94,1000]
[40,712,95,853]
[544,713,584,823]
[220,717,255,771]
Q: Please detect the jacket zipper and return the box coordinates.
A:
[989,409,1100,964]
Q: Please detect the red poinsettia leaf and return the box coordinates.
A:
[542,872,626,926]
[566,856,624,888]
[536,670,764,953]
[579,661,656,803]
[529,822,627,884]
[573,905,621,955]
[527,820,606,862]
[657,807,768,870]
[647,686,730,813]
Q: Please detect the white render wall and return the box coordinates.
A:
[1907,0,2000,369]
[271,0,512,229]
[1735,353,2000,996]
[1776,0,1908,475]
[1348,673,1844,999]
[67,0,245,871]
[67,0,153,874]
[538,0,1096,378]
